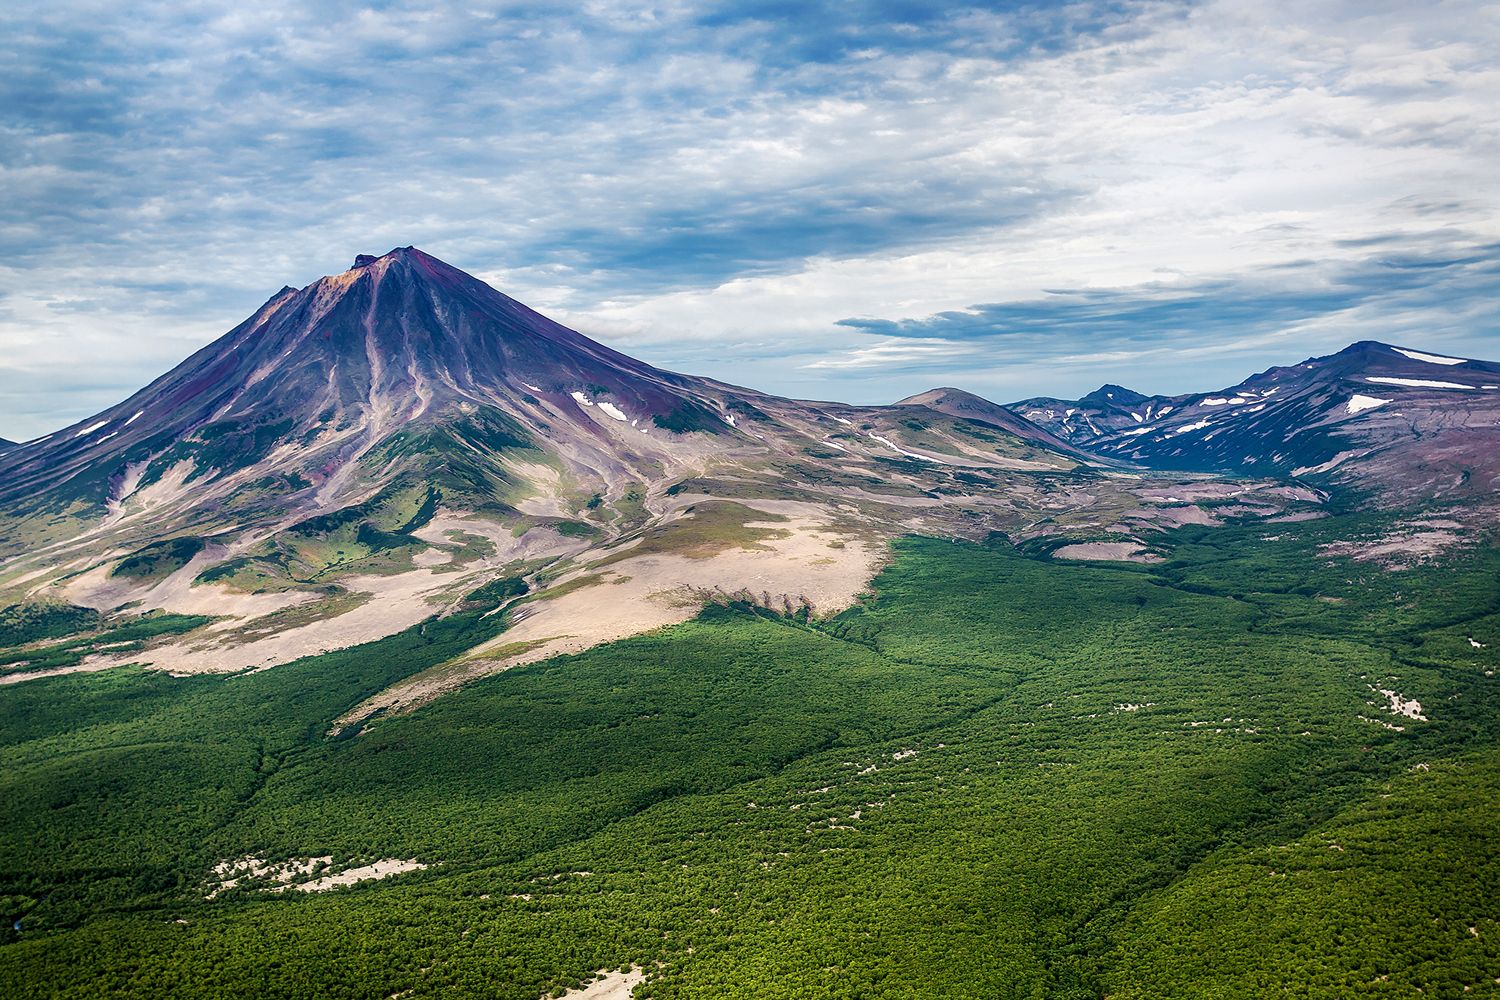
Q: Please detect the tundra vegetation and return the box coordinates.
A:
[0,510,1497,999]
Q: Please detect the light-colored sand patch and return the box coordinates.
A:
[555,968,645,1000]
[34,513,601,681]
[63,555,314,621]
[411,511,584,564]
[413,548,454,568]
[1358,714,1406,733]
[207,856,425,897]
[1319,518,1473,567]
[336,506,885,726]
[0,515,599,686]
[84,567,461,675]
[281,858,426,892]
[1129,504,1217,528]
[476,512,880,665]
[1371,686,1427,721]
[208,856,331,898]
[1051,542,1162,563]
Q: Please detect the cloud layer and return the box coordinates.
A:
[2,0,1498,436]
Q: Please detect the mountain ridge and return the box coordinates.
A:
[1009,339,1500,500]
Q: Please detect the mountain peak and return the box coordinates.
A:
[0,247,707,507]
[894,386,975,405]
[1081,384,1148,407]
[348,245,432,271]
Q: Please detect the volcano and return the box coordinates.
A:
[7,248,1267,694]
[0,247,759,518]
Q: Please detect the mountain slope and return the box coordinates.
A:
[892,387,1101,464]
[1012,342,1500,501]
[0,248,1300,697]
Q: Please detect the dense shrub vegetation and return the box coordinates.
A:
[0,512,1496,998]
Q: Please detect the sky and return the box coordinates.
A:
[2,0,1498,440]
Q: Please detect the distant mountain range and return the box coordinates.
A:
[1011,341,1500,502]
[0,246,1489,697]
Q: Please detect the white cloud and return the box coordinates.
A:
[1,0,1498,436]
[802,339,968,370]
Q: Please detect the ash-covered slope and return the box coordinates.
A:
[1012,342,1500,501]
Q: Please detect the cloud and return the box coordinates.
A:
[1,0,1498,436]
[803,239,1500,394]
[802,339,969,370]
[834,241,1500,349]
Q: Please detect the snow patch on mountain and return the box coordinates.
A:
[867,433,942,463]
[1346,394,1390,414]
[1393,347,1466,365]
[1366,376,1475,390]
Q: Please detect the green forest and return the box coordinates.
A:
[1,510,1497,998]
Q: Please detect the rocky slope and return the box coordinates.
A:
[1012,342,1500,501]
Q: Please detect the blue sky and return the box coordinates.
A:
[2,0,1498,438]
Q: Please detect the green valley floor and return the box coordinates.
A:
[2,511,1497,998]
